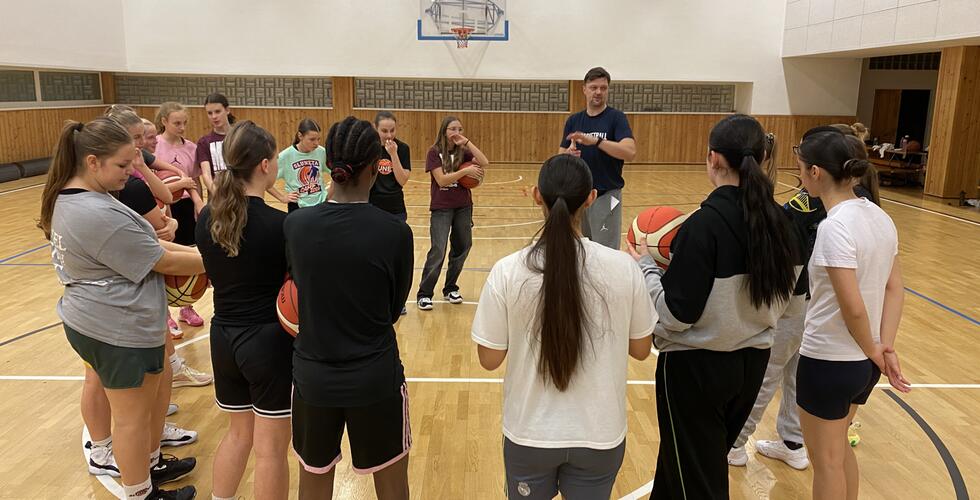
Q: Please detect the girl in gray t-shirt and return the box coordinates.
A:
[39,118,205,500]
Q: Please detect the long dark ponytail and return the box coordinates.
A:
[709,114,798,309]
[526,154,593,392]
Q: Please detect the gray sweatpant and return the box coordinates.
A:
[733,308,805,448]
[581,189,622,250]
[503,437,626,499]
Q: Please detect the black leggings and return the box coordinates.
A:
[651,347,770,500]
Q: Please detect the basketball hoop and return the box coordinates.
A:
[451,27,474,48]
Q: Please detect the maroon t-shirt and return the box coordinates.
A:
[426,146,475,211]
[195,130,227,177]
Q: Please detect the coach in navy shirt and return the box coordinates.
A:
[559,67,636,250]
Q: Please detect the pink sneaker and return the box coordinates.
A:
[178,306,204,327]
[167,317,183,339]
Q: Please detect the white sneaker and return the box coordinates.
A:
[417,297,433,310]
[88,442,120,477]
[172,363,213,388]
[160,422,198,447]
[755,439,810,470]
[727,446,748,466]
[444,291,464,304]
[167,403,178,416]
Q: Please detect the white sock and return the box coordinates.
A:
[91,436,112,447]
[170,352,182,372]
[212,495,236,500]
[123,478,152,499]
[149,447,161,467]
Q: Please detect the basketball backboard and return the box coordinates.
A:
[417,0,509,41]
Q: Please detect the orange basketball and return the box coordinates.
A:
[155,170,186,203]
[276,279,299,337]
[165,273,208,307]
[626,206,690,270]
[457,161,482,190]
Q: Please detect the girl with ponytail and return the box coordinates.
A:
[794,127,909,500]
[194,120,294,499]
[40,118,203,500]
[472,154,655,499]
[627,114,806,498]
[285,116,414,499]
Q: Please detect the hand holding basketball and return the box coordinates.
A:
[456,162,483,189]
[172,176,197,191]
[624,241,644,262]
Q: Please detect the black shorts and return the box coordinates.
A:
[287,202,300,213]
[171,198,196,246]
[210,321,293,418]
[797,355,880,420]
[292,383,411,475]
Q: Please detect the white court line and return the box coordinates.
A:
[408,175,524,185]
[408,219,543,230]
[0,182,44,196]
[2,375,978,389]
[777,181,980,227]
[414,236,535,240]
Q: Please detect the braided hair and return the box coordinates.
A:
[324,116,382,186]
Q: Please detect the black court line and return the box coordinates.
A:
[0,321,62,348]
[0,243,48,264]
[884,389,970,500]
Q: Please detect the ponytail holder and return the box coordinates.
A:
[331,161,353,183]
[843,158,858,173]
[741,148,755,158]
[73,122,84,133]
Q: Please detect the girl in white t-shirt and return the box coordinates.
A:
[794,127,911,500]
[472,154,656,500]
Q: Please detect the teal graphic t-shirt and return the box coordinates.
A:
[277,145,328,208]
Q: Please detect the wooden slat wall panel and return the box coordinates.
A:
[925,46,980,199]
[0,107,106,164]
[1,106,853,168]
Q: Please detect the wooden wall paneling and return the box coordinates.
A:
[871,89,902,144]
[99,72,115,104]
[332,77,354,117]
[925,46,980,199]
[0,107,106,164]
[0,103,856,168]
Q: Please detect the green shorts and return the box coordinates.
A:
[65,324,165,389]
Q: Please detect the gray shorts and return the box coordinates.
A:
[503,437,626,500]
[581,189,623,250]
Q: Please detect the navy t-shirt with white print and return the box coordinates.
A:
[560,107,633,192]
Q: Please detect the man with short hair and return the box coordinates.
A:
[559,67,636,250]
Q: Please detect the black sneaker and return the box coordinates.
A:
[150,454,196,485]
[149,485,196,500]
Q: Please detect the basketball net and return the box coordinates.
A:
[451,27,474,48]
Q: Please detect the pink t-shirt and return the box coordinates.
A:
[156,136,200,177]
[155,136,198,200]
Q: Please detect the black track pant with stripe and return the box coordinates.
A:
[651,347,770,500]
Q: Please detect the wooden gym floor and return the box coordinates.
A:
[0,164,977,499]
